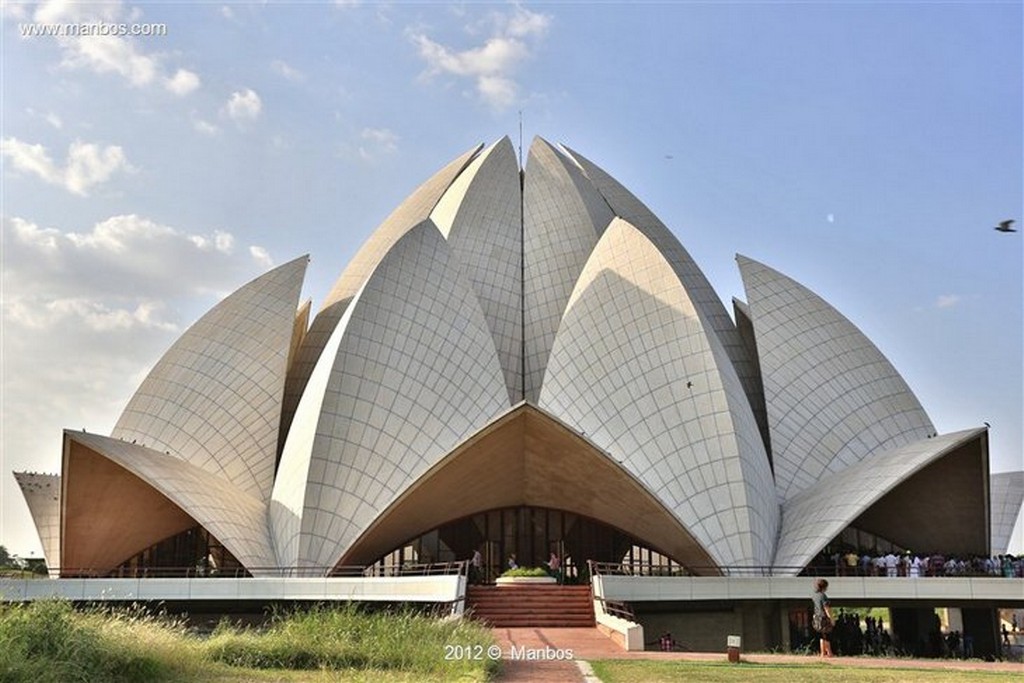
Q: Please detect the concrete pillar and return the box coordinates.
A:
[780,606,792,652]
[739,602,779,651]
[891,607,943,657]
[962,607,1000,660]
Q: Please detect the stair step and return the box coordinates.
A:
[466,585,595,628]
[471,610,593,614]
[470,598,592,603]
[477,617,596,627]
[471,620,594,627]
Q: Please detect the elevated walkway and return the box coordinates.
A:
[0,574,467,613]
[594,575,1024,608]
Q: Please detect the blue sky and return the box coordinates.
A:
[1,1,1021,558]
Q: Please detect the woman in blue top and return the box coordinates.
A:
[812,578,834,657]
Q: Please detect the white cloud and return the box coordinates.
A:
[188,230,235,254]
[7,297,180,333]
[477,75,518,110]
[29,1,198,94]
[1,137,130,196]
[358,127,399,161]
[409,5,551,109]
[361,127,399,150]
[250,245,273,267]
[935,294,963,309]
[165,69,201,96]
[225,88,263,121]
[4,214,274,313]
[10,216,61,250]
[0,137,58,183]
[271,59,306,82]
[65,141,131,195]
[504,4,551,38]
[2,1,29,19]
[192,115,220,136]
[61,32,158,86]
[1,213,277,553]
[66,214,175,252]
[220,5,235,20]
[24,108,64,129]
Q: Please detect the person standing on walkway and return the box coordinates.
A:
[470,549,483,585]
[812,578,834,657]
[546,551,561,583]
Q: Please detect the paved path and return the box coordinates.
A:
[491,627,601,682]
[491,627,1024,681]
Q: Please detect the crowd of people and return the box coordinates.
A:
[810,578,985,659]
[826,611,897,657]
[813,549,1024,578]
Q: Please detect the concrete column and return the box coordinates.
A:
[891,607,943,657]
[780,606,792,652]
[962,607,999,659]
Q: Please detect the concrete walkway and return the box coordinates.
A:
[491,627,1024,682]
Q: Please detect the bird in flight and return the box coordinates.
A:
[994,219,1016,233]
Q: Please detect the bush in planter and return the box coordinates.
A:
[499,567,551,578]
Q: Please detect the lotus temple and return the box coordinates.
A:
[11,136,1023,654]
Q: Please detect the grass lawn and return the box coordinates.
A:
[201,663,490,682]
[589,660,1022,683]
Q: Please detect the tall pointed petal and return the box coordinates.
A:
[523,137,614,402]
[13,472,61,570]
[431,137,523,403]
[991,471,1024,554]
[273,221,509,571]
[541,219,778,567]
[280,146,485,442]
[738,255,935,501]
[113,256,308,500]
[561,145,767,445]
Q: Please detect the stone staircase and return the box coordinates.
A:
[467,584,596,627]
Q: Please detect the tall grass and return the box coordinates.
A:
[205,604,498,679]
[0,600,199,683]
[0,601,497,682]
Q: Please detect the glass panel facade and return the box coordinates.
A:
[373,505,686,582]
[112,526,246,577]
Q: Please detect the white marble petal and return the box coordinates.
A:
[738,254,935,501]
[431,137,523,403]
[68,431,276,572]
[113,256,308,500]
[774,429,984,573]
[13,472,61,570]
[991,470,1024,554]
[276,221,509,572]
[541,218,778,567]
[523,137,614,403]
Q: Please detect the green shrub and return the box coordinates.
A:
[499,566,551,578]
